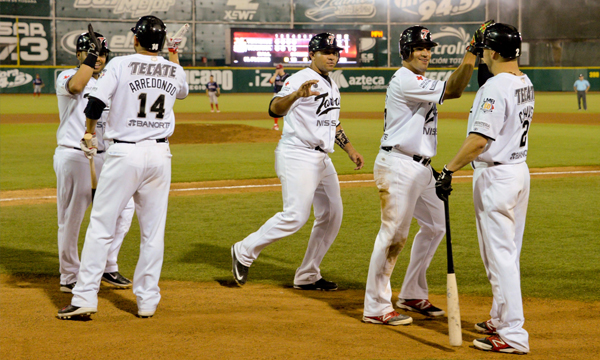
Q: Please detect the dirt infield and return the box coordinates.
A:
[1,273,599,360]
[3,111,600,125]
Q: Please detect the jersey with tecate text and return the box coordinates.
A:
[381,67,446,157]
[467,73,534,164]
[56,68,109,151]
[89,53,189,142]
[275,67,340,153]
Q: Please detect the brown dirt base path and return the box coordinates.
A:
[1,274,599,360]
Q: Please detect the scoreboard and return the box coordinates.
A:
[230,29,359,67]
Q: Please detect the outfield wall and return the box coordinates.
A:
[1,67,598,94]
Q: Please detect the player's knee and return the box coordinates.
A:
[279,210,310,230]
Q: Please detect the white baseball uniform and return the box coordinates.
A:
[468,73,533,353]
[70,53,188,315]
[364,67,447,317]
[54,68,135,287]
[233,67,343,285]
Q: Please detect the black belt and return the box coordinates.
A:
[315,146,326,153]
[73,147,104,154]
[113,138,168,144]
[471,161,502,169]
[381,146,431,166]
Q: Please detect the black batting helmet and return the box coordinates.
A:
[476,23,521,60]
[130,15,167,52]
[76,32,109,56]
[308,33,344,53]
[399,26,438,60]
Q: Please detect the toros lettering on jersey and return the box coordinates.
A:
[315,93,340,116]
[128,62,178,78]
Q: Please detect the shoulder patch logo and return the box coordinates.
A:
[481,98,495,113]
[416,75,423,80]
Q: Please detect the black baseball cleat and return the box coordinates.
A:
[60,282,76,293]
[294,278,338,291]
[57,305,97,320]
[231,245,249,286]
[101,272,132,288]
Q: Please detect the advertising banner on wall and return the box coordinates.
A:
[0,17,53,65]
[390,0,485,22]
[55,21,193,66]
[294,0,388,23]
[196,0,291,23]
[389,23,481,67]
[0,0,51,16]
[56,0,193,21]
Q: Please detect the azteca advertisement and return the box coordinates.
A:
[0,17,53,65]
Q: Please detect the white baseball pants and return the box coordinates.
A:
[208,92,218,104]
[54,147,135,285]
[71,141,171,314]
[473,161,530,353]
[234,144,343,285]
[364,150,445,317]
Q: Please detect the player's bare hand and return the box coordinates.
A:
[348,150,364,170]
[295,80,320,98]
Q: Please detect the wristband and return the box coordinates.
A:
[83,53,98,69]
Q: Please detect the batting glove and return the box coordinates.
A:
[80,132,98,159]
[167,23,189,54]
[466,19,495,56]
[435,165,454,202]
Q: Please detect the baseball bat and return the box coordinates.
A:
[444,198,462,346]
[83,133,97,201]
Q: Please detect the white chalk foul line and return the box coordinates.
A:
[2,170,599,202]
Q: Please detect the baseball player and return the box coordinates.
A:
[33,74,44,97]
[58,16,189,319]
[206,75,220,112]
[268,64,290,130]
[54,29,135,294]
[436,23,532,355]
[574,74,590,111]
[231,33,364,290]
[362,23,492,326]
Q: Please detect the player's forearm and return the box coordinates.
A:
[444,52,476,99]
[168,52,180,65]
[446,133,488,172]
[85,118,98,134]
[270,93,299,116]
[68,66,95,94]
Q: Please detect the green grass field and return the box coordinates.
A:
[1,92,599,303]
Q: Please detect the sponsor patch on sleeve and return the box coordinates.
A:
[480,98,495,113]
[472,121,491,132]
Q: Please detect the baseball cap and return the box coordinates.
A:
[276,64,283,69]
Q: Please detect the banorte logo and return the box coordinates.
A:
[61,29,188,56]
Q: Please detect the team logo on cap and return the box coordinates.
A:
[421,29,430,40]
[326,35,335,45]
[481,98,495,113]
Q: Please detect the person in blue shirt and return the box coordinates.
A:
[573,74,590,111]
[206,75,220,112]
[33,74,44,97]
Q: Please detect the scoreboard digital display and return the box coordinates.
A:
[231,29,359,67]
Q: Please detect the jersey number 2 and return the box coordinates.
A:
[520,120,530,147]
[137,93,165,119]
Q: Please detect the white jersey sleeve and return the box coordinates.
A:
[275,68,341,153]
[55,68,108,151]
[380,67,446,157]
[467,73,534,164]
[90,54,189,142]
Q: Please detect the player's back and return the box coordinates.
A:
[91,53,189,142]
[470,73,534,164]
